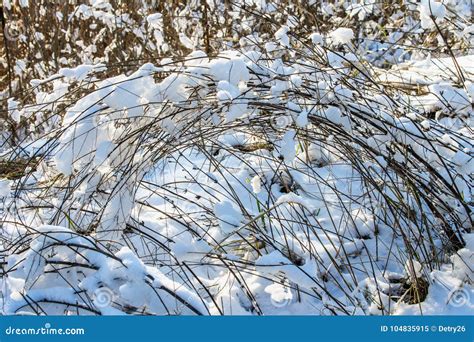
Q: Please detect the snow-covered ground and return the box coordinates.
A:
[0,0,472,316]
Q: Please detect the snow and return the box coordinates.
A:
[3,0,11,10]
[251,175,262,194]
[0,179,11,197]
[1,0,473,318]
[404,259,424,279]
[419,0,446,29]
[309,33,323,45]
[275,26,290,47]
[295,111,308,127]
[377,55,474,85]
[146,13,162,29]
[59,64,106,81]
[329,27,354,45]
[209,53,250,85]
[214,200,244,234]
[179,33,195,50]
[279,130,296,163]
[7,98,20,123]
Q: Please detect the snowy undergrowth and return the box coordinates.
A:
[0,1,473,316]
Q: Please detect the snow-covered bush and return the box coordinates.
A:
[0,0,472,315]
